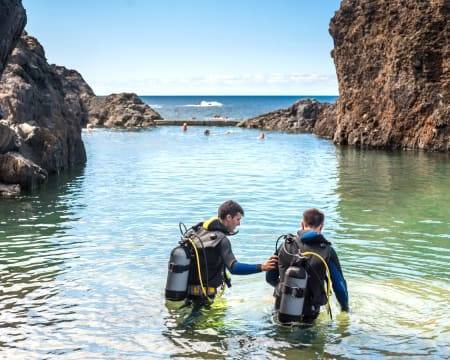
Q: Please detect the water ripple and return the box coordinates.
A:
[0,128,449,358]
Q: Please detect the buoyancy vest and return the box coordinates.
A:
[186,224,227,289]
[277,231,331,316]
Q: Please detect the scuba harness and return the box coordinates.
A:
[165,219,231,305]
[274,233,333,323]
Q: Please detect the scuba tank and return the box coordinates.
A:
[278,259,309,324]
[165,242,191,301]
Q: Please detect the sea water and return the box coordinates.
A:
[141,95,337,120]
[0,125,449,359]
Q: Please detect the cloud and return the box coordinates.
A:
[92,72,338,95]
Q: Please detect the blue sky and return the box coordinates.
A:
[23,0,342,95]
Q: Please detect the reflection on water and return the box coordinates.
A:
[0,168,86,354]
[0,128,449,358]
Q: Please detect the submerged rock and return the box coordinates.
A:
[330,0,449,151]
[0,182,20,197]
[88,92,162,128]
[0,152,47,190]
[238,99,336,137]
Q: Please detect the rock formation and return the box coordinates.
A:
[330,0,449,151]
[87,93,162,128]
[0,0,26,78]
[51,65,95,127]
[0,33,86,192]
[53,66,162,129]
[238,99,336,138]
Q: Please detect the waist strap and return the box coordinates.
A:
[188,285,217,296]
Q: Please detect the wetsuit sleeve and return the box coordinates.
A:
[230,262,262,275]
[329,247,349,312]
[220,237,262,275]
[219,236,237,269]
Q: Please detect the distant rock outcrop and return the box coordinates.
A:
[0,33,86,191]
[88,93,162,128]
[330,0,449,151]
[53,66,162,129]
[237,99,336,138]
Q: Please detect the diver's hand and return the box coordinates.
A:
[260,255,278,271]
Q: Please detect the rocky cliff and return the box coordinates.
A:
[238,100,336,138]
[0,33,86,193]
[0,0,26,78]
[330,0,449,151]
[0,30,162,196]
[51,65,95,127]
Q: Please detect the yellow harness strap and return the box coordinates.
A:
[202,216,219,230]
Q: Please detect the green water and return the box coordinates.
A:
[0,127,449,359]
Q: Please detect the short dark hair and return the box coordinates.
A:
[303,208,324,228]
[218,200,244,219]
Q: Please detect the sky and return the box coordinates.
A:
[22,0,342,95]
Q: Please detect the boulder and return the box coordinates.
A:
[0,151,47,190]
[330,0,449,151]
[0,120,19,152]
[0,182,20,197]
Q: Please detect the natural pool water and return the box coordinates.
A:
[0,126,449,359]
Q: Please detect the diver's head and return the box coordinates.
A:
[301,208,324,233]
[218,200,244,233]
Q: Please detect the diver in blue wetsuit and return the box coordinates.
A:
[185,200,278,306]
[266,208,349,323]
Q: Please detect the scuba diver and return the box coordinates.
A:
[165,200,278,309]
[266,208,349,324]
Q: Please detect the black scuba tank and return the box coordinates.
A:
[165,243,191,301]
[278,260,309,324]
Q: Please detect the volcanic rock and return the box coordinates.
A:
[0,151,47,190]
[53,66,162,129]
[0,0,26,77]
[51,65,95,127]
[330,0,449,151]
[0,182,20,197]
[0,33,86,191]
[88,92,162,128]
[238,99,336,137]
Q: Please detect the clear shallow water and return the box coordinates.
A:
[140,95,338,120]
[0,127,449,359]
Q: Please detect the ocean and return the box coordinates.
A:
[140,95,338,120]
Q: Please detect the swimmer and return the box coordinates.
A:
[181,123,188,132]
[258,132,265,140]
[204,129,210,136]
